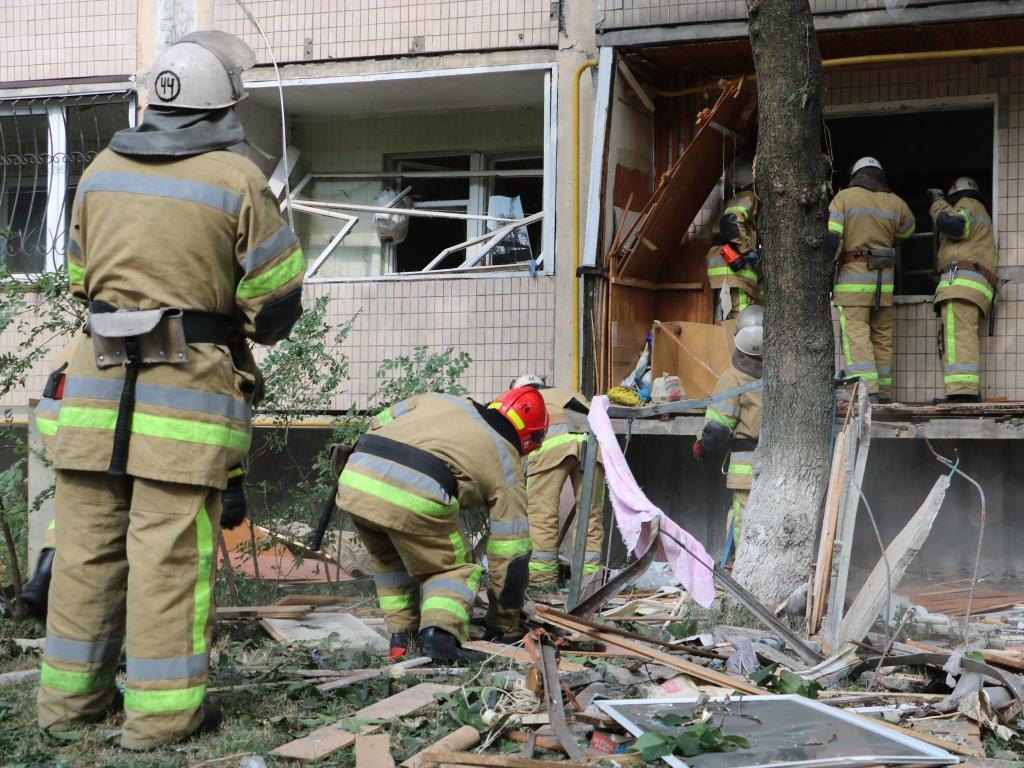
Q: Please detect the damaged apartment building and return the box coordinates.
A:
[3,0,1024,589]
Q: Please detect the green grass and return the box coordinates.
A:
[0,579,491,768]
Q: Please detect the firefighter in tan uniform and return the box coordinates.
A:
[37,33,304,749]
[927,177,998,403]
[706,157,761,321]
[828,157,915,403]
[509,376,605,589]
[337,387,548,662]
[692,306,763,561]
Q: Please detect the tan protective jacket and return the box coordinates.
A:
[931,196,998,314]
[526,387,591,477]
[706,189,760,297]
[48,148,304,489]
[701,367,762,490]
[829,186,915,308]
[342,393,529,624]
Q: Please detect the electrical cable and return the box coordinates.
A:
[233,0,294,229]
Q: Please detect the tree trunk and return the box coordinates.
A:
[731,0,833,609]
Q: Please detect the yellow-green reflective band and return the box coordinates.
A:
[339,470,459,517]
[959,209,973,239]
[227,466,244,479]
[467,565,482,594]
[736,269,758,282]
[939,278,993,301]
[376,408,393,426]
[379,594,415,611]
[537,432,585,454]
[583,563,601,575]
[529,561,559,573]
[837,308,853,367]
[723,205,749,216]
[828,220,844,234]
[192,505,213,655]
[487,537,532,557]
[422,596,469,624]
[707,266,733,277]
[36,415,59,435]
[737,292,749,311]
[945,373,979,383]
[728,464,753,475]
[57,406,250,452]
[897,222,916,238]
[236,248,305,299]
[67,262,85,284]
[450,532,467,565]
[946,305,956,364]
[47,519,56,532]
[705,409,738,429]
[878,377,893,387]
[40,662,115,693]
[124,684,206,713]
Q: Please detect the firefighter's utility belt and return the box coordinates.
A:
[947,261,998,288]
[353,433,458,499]
[87,301,234,476]
[732,438,758,452]
[841,247,896,270]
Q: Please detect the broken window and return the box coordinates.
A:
[826,104,995,297]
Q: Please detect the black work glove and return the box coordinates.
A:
[220,466,248,530]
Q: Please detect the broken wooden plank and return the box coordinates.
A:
[399,726,480,768]
[316,657,432,693]
[261,612,390,653]
[838,475,951,646]
[420,752,596,768]
[535,607,766,696]
[462,640,585,673]
[270,682,455,762]
[810,427,848,633]
[355,733,396,768]
[217,605,315,619]
[538,634,584,760]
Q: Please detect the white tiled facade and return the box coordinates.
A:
[213,0,559,62]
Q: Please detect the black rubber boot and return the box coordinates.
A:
[389,631,414,659]
[194,703,223,737]
[947,393,981,403]
[419,627,485,663]
[20,548,54,621]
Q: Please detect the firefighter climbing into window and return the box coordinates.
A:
[509,375,605,590]
[336,387,548,663]
[691,306,763,562]
[828,157,915,403]
[706,156,761,321]
[927,177,998,403]
[36,31,304,749]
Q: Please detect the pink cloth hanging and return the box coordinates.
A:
[588,396,717,607]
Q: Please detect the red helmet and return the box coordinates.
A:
[489,386,549,455]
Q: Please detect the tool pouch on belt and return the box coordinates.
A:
[88,307,189,368]
[88,307,190,477]
[866,248,896,311]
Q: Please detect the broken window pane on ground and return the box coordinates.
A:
[598,695,957,767]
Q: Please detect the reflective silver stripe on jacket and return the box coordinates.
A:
[79,171,242,216]
[347,451,454,503]
[46,635,122,664]
[126,652,209,680]
[64,376,252,421]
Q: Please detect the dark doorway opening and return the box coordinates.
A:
[826,105,994,296]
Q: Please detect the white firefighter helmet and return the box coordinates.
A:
[734,305,764,357]
[850,156,883,176]
[732,156,755,190]
[511,374,546,389]
[949,176,979,196]
[148,31,256,110]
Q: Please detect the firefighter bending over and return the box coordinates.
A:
[337,387,548,662]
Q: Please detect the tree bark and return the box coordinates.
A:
[731,0,834,609]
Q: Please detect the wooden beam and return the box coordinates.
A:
[609,275,703,290]
[420,752,596,768]
[399,726,480,768]
[355,734,396,768]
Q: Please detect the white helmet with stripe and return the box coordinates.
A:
[850,156,883,175]
[949,176,979,196]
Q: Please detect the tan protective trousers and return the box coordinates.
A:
[38,470,220,750]
[350,512,481,643]
[527,457,605,588]
[939,299,982,397]
[836,305,893,398]
[718,288,756,322]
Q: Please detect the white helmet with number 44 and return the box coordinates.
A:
[147,31,257,111]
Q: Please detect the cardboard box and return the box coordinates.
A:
[650,320,735,400]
